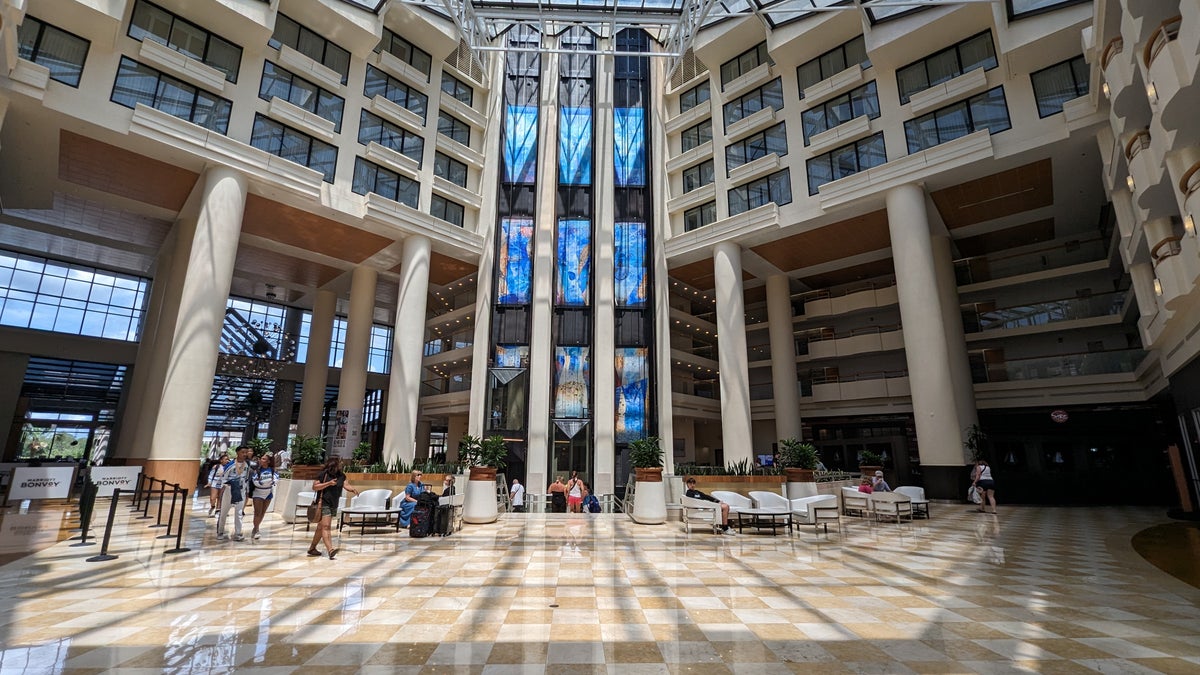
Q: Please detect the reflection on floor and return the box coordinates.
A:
[1131,520,1200,590]
[1,499,1199,673]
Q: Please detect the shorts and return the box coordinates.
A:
[321,505,337,517]
[568,495,583,506]
[976,479,995,491]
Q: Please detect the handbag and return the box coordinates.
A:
[306,491,323,523]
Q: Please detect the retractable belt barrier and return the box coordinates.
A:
[87,475,191,562]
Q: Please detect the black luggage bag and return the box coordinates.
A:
[433,504,453,537]
[409,492,440,538]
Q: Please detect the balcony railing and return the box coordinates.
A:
[1143,16,1182,68]
[808,369,907,386]
[966,290,1127,333]
[420,376,471,396]
[973,349,1147,383]
[954,237,1108,285]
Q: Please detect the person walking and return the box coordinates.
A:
[250,454,278,540]
[566,471,585,513]
[308,456,357,559]
[215,446,250,541]
[510,478,526,513]
[972,459,997,514]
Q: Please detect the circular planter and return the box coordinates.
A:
[859,465,882,478]
[632,467,667,524]
[463,465,499,524]
[784,468,817,499]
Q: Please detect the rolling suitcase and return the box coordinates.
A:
[409,492,439,538]
[433,504,453,536]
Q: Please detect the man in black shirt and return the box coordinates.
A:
[684,476,734,534]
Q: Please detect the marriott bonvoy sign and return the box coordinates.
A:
[90,467,143,497]
[8,467,76,499]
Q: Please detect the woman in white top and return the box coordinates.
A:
[972,459,997,514]
[566,471,585,513]
[250,455,278,540]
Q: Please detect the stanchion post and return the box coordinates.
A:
[157,483,180,538]
[137,478,155,519]
[131,474,145,510]
[70,480,98,546]
[165,485,191,555]
[150,478,168,528]
[86,488,121,562]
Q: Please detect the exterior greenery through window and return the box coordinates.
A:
[724,78,783,129]
[127,0,241,82]
[680,119,712,153]
[729,169,792,216]
[111,57,231,134]
[682,160,714,193]
[260,62,344,132]
[679,81,709,113]
[358,110,424,165]
[684,201,716,232]
[807,133,886,195]
[1031,55,1089,117]
[377,28,432,79]
[438,111,470,146]
[720,42,771,87]
[434,152,468,187]
[725,122,787,172]
[365,66,429,121]
[268,14,350,84]
[16,17,89,87]
[905,87,1010,153]
[896,31,997,104]
[796,35,868,97]
[0,250,148,341]
[431,195,465,227]
[250,114,337,182]
[441,72,473,106]
[801,81,879,144]
[352,157,418,208]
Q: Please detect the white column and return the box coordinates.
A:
[766,274,801,442]
[713,241,752,466]
[932,235,978,433]
[148,167,247,483]
[383,234,431,466]
[886,184,963,493]
[592,58,616,497]
[298,289,336,436]
[334,266,376,459]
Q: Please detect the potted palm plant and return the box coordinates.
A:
[779,438,819,499]
[461,434,507,524]
[859,449,884,478]
[628,436,666,524]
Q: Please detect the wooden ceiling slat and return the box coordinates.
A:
[931,159,1054,229]
[750,209,890,273]
[242,195,393,265]
[58,131,197,211]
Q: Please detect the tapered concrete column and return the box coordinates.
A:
[592,64,616,497]
[333,266,377,458]
[713,241,752,466]
[298,290,336,436]
[886,184,963,499]
[932,235,978,434]
[382,234,431,466]
[766,274,801,442]
[147,166,247,488]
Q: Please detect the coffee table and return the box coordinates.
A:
[734,507,791,535]
[339,507,404,534]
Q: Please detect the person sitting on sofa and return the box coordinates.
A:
[684,476,734,534]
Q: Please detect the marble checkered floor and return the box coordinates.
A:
[0,498,1198,674]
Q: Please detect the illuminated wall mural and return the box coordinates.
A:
[555,346,590,418]
[615,347,647,442]
[556,218,591,306]
[497,217,533,305]
[614,221,646,307]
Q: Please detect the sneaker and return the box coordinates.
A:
[252,530,261,540]
[233,534,245,542]
[216,534,228,541]
[723,528,737,535]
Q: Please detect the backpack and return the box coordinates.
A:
[584,495,601,513]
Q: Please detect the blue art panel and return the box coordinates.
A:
[497,217,533,305]
[494,344,529,367]
[615,347,648,444]
[504,104,538,183]
[614,221,647,307]
[614,107,646,187]
[556,218,591,306]
[555,346,590,418]
[558,107,593,185]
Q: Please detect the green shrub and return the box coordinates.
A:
[628,436,663,469]
[290,434,325,466]
[779,439,819,470]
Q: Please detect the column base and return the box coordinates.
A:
[922,464,972,501]
[118,459,202,492]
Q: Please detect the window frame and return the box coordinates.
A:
[801,80,880,144]
[268,14,351,85]
[126,0,242,83]
[903,86,1011,153]
[352,157,419,208]
[682,159,715,194]
[111,56,232,134]
[680,119,712,153]
[725,122,788,173]
[895,30,998,104]
[357,110,424,165]
[796,35,869,98]
[1007,0,1089,20]
[806,132,887,195]
[723,77,784,130]
[1030,55,1089,118]
[377,28,432,80]
[683,201,717,232]
[437,111,471,146]
[250,113,338,183]
[17,16,90,87]
[365,64,429,121]
[720,42,771,87]
[434,151,469,187]
[260,61,344,132]
[679,80,710,114]
[430,194,466,227]
[728,169,793,216]
[441,71,473,107]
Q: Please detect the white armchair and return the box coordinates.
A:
[748,491,789,511]
[791,495,839,534]
[894,486,929,518]
[710,491,752,514]
[349,488,392,510]
[841,486,870,517]
[680,496,721,533]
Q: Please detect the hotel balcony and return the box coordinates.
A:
[954,236,1112,290]
[971,348,1148,384]
[795,282,898,320]
[963,289,1131,338]
[803,370,910,403]
[806,325,904,361]
[1144,14,1198,139]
